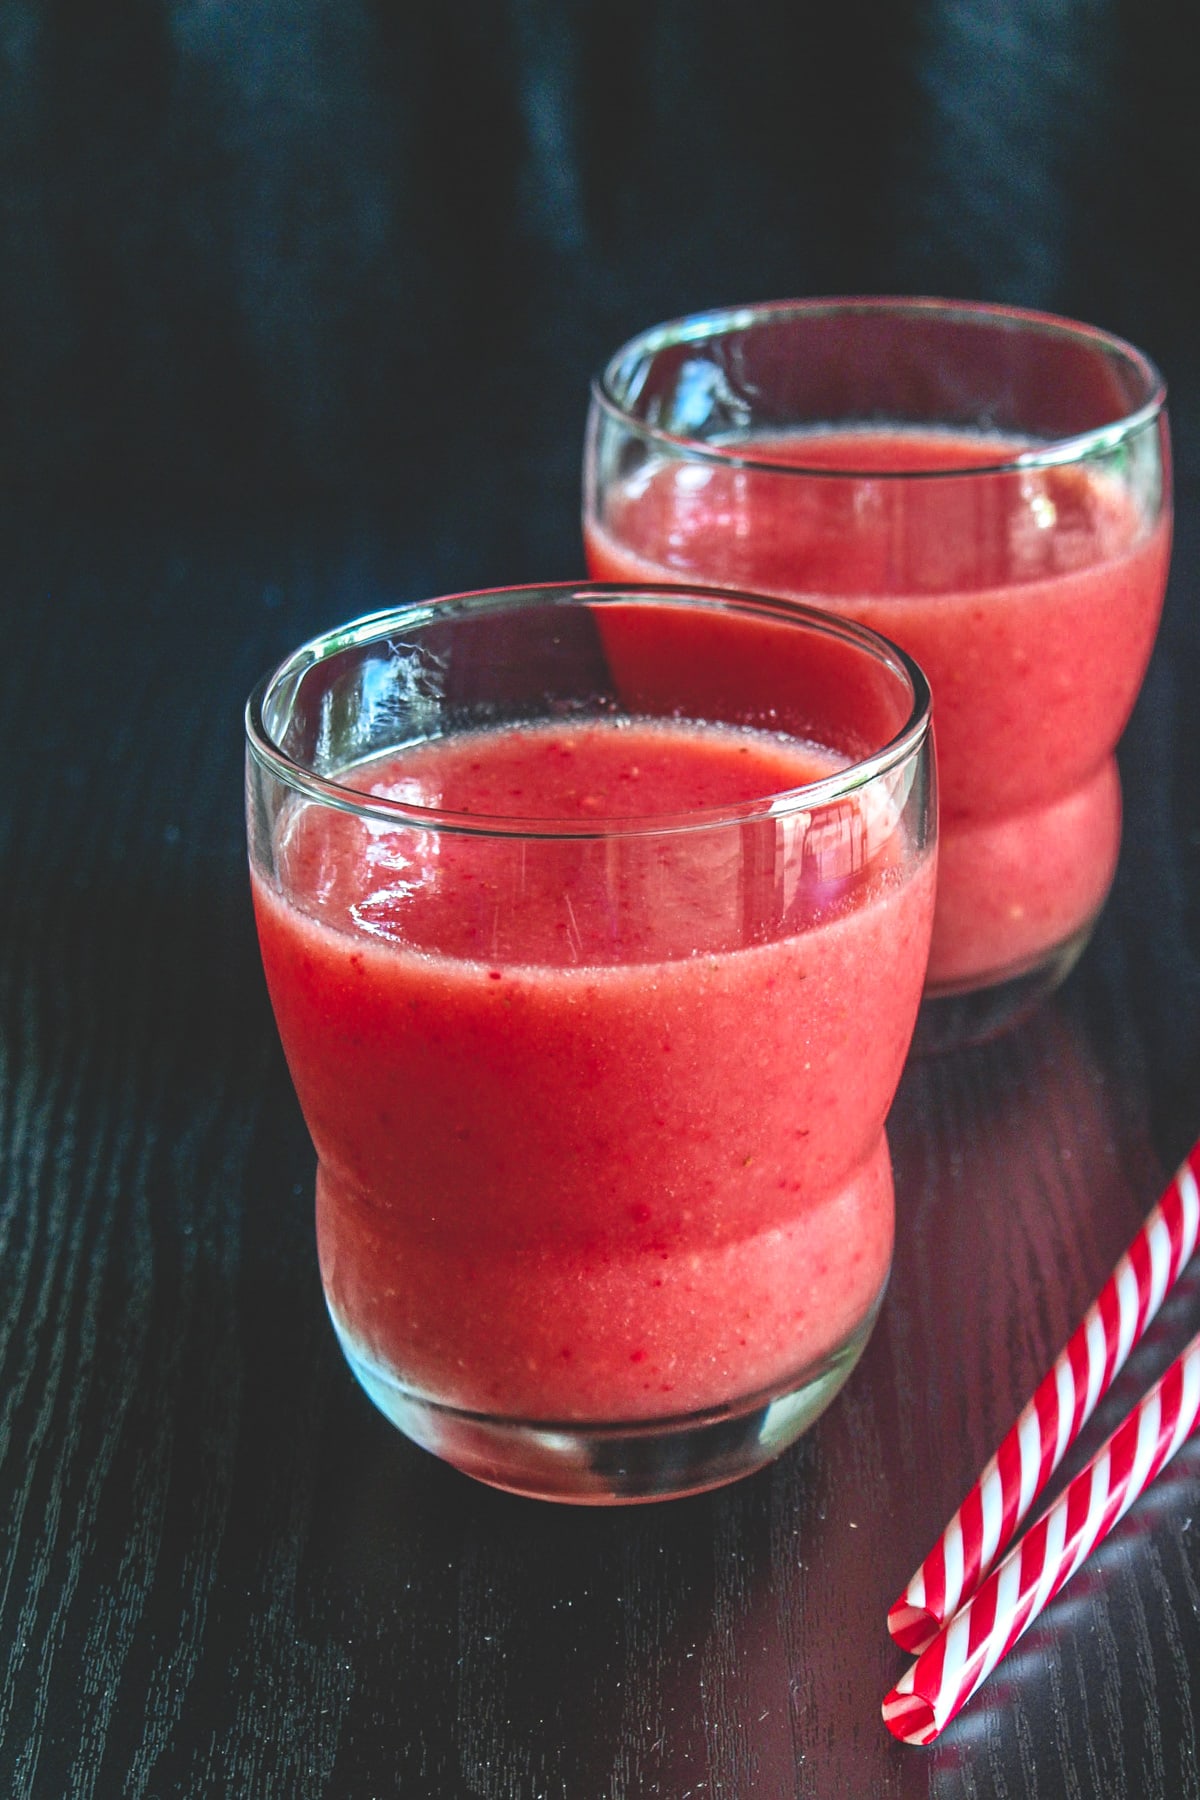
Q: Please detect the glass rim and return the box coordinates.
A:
[245,582,933,841]
[591,295,1168,479]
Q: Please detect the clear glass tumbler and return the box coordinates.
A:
[246,583,935,1502]
[585,299,1171,1045]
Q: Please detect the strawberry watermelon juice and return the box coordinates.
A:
[584,301,1172,1028]
[586,431,1169,992]
[252,720,933,1421]
[246,585,936,1499]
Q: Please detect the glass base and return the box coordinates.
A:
[330,1302,882,1504]
[914,919,1095,1055]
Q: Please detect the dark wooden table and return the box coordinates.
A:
[2,484,1199,1799]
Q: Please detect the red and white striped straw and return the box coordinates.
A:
[883,1327,1200,1745]
[888,1140,1200,1655]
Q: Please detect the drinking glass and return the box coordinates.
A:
[585,299,1171,1044]
[246,582,935,1501]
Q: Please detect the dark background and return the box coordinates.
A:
[4,4,1200,1796]
[5,0,1199,514]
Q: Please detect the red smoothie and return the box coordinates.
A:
[251,718,934,1423]
[585,430,1170,989]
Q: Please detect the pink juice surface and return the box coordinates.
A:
[586,430,1170,988]
[252,719,934,1422]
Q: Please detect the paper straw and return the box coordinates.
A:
[888,1140,1200,1654]
[883,1327,1200,1745]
